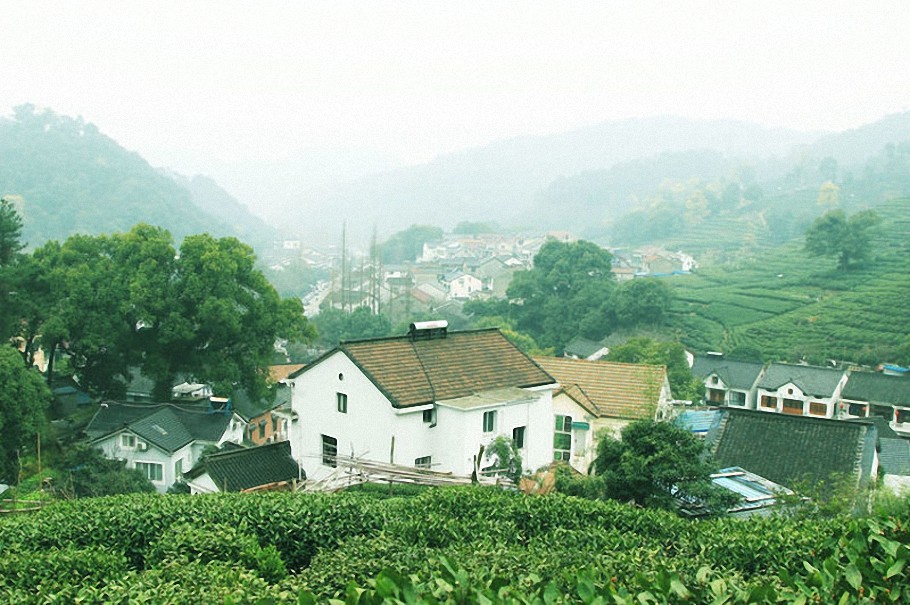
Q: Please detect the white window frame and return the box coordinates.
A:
[121,434,136,449]
[337,392,348,414]
[135,461,163,482]
[482,410,496,433]
[554,415,572,461]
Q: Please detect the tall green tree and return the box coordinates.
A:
[0,197,26,342]
[611,278,673,327]
[591,419,734,512]
[506,239,616,350]
[18,225,313,400]
[804,209,880,270]
[379,224,444,264]
[0,345,51,482]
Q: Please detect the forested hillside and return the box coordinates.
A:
[0,105,275,250]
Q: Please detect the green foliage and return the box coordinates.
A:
[805,208,881,270]
[606,337,702,401]
[611,278,673,327]
[587,420,734,512]
[12,224,313,399]
[505,239,616,350]
[0,345,51,482]
[380,224,444,264]
[483,436,523,484]
[56,443,155,498]
[312,307,393,347]
[0,487,907,603]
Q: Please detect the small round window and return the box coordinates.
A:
[338,373,344,381]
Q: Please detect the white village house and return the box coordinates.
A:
[287,323,558,481]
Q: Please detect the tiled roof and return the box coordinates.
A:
[231,385,292,420]
[707,408,876,487]
[674,409,723,434]
[878,438,910,476]
[562,337,606,359]
[756,363,844,398]
[269,364,306,383]
[86,401,233,453]
[533,356,667,420]
[296,329,555,408]
[691,356,764,390]
[185,441,301,492]
[841,371,910,406]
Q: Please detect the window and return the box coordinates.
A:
[482,410,496,433]
[897,409,910,424]
[174,458,183,478]
[422,407,437,426]
[336,392,348,414]
[847,402,868,417]
[414,456,432,469]
[135,461,163,482]
[729,391,747,406]
[782,398,803,415]
[760,395,776,409]
[259,418,267,439]
[554,415,572,461]
[121,434,136,448]
[707,389,725,403]
[808,401,828,416]
[321,434,338,467]
[512,426,526,449]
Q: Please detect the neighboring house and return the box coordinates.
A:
[287,323,558,481]
[85,401,245,493]
[474,256,520,298]
[562,337,609,361]
[442,270,483,299]
[838,370,910,437]
[183,441,302,494]
[845,416,910,495]
[172,382,213,401]
[754,363,848,419]
[691,354,765,408]
[232,385,293,446]
[533,356,673,473]
[705,408,878,490]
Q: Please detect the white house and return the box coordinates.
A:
[287,323,558,481]
[442,270,484,299]
[755,363,848,419]
[85,401,245,493]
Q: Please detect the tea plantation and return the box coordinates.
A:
[1,487,907,603]
[667,196,910,364]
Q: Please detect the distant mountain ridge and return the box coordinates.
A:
[0,105,276,251]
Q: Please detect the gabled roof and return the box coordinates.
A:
[706,408,876,487]
[292,329,555,408]
[878,437,910,477]
[269,364,306,383]
[691,356,764,390]
[756,363,844,398]
[86,401,234,453]
[184,441,301,492]
[230,386,291,421]
[841,371,910,406]
[562,336,607,360]
[534,356,668,420]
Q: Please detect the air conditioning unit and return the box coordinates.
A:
[137,441,148,451]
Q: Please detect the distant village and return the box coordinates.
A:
[266,230,697,321]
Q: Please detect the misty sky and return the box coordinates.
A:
[4,1,910,188]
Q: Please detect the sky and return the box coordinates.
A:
[4,1,910,199]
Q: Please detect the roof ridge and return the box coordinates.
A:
[340,327,502,346]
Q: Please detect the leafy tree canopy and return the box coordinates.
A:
[606,337,702,401]
[591,419,735,512]
[505,239,616,350]
[12,225,313,401]
[0,345,51,482]
[611,278,673,327]
[379,224,443,264]
[312,307,393,347]
[804,208,881,270]
[56,443,155,498]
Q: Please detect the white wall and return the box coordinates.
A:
[289,351,556,480]
[95,431,193,494]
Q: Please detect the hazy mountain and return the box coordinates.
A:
[285,117,819,245]
[0,105,275,251]
[806,111,910,166]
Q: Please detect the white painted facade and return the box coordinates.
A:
[95,429,193,494]
[756,374,848,419]
[445,273,483,299]
[288,351,556,480]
